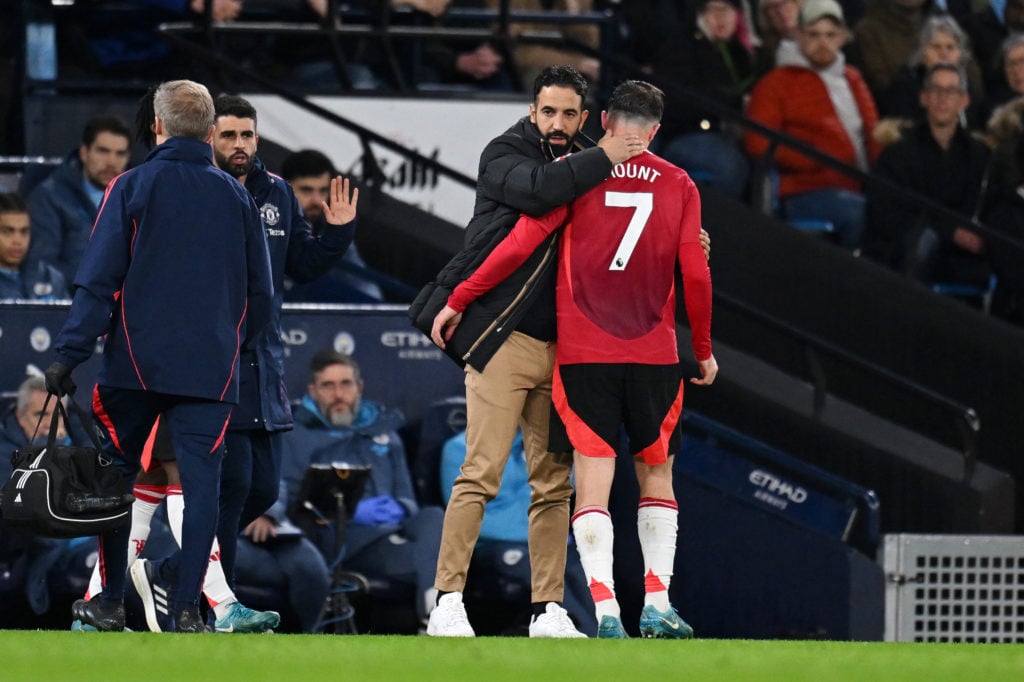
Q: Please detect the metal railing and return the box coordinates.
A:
[712,290,980,480]
[13,3,986,473]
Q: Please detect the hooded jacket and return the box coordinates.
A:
[277,397,414,556]
[27,153,100,284]
[745,42,880,198]
[0,260,68,302]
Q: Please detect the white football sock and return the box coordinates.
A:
[571,506,619,620]
[84,484,165,599]
[637,498,678,611]
[165,486,237,617]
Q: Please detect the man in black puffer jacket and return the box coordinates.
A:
[420,65,647,638]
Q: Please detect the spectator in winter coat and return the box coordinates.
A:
[866,64,991,283]
[878,15,986,130]
[745,0,880,250]
[26,115,131,283]
[658,0,765,198]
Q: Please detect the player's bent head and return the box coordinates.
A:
[607,80,665,127]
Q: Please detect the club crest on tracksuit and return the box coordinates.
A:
[260,203,283,236]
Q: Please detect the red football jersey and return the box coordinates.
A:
[449,151,712,365]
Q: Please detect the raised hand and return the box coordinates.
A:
[322,175,358,226]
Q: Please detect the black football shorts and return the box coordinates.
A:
[550,362,684,465]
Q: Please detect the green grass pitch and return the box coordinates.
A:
[3,632,1023,682]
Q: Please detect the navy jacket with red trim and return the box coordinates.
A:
[230,157,354,431]
[53,136,274,404]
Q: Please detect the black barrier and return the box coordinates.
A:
[693,187,1024,531]
[0,303,463,427]
[607,430,886,641]
[671,476,886,640]
[679,411,881,558]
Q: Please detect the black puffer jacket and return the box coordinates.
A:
[417,115,612,371]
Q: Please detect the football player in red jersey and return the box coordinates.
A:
[434,80,717,639]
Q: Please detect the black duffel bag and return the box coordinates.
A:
[0,394,133,538]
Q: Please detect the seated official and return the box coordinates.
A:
[269,350,444,628]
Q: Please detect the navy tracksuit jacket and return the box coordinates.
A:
[51,135,274,612]
[217,156,354,586]
[54,136,273,401]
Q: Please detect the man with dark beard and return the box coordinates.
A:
[207,93,358,592]
[269,349,444,630]
[415,65,643,638]
[420,68,711,639]
[131,94,359,631]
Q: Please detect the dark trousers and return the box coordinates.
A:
[92,385,230,611]
[235,536,330,632]
[333,507,444,621]
[217,430,282,588]
[901,226,992,286]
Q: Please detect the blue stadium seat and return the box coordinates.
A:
[788,218,835,234]
[931,273,997,313]
[413,395,467,508]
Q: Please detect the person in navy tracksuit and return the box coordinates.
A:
[208,95,358,591]
[44,79,274,633]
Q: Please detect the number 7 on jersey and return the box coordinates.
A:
[606,191,653,271]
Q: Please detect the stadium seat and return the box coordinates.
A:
[412,395,467,508]
[931,273,997,314]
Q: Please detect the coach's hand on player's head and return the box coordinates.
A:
[691,355,718,386]
[598,131,644,165]
[431,305,462,349]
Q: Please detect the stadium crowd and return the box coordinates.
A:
[5,1,1024,319]
[2,0,1024,635]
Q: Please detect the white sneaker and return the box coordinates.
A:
[529,603,588,638]
[426,592,475,637]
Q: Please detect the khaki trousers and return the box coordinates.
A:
[434,331,574,603]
